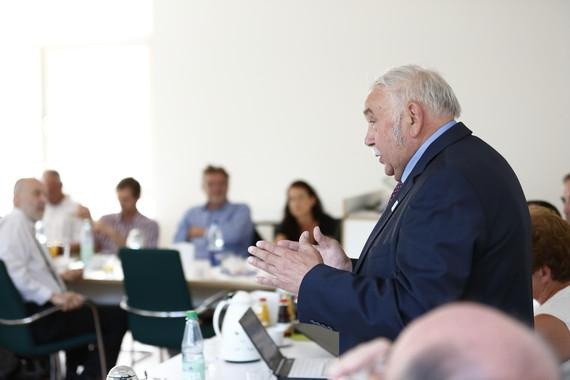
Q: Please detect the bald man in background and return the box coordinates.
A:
[0,178,126,380]
[329,303,561,380]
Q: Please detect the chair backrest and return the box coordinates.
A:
[0,260,38,354]
[119,248,193,349]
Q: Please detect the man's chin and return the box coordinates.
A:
[383,165,395,177]
[208,197,227,207]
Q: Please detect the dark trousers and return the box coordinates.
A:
[26,302,127,380]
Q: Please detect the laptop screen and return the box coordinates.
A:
[239,308,285,371]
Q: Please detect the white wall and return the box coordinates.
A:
[150,0,570,245]
[0,1,155,220]
[0,1,568,248]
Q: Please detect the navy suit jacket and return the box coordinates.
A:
[297,123,533,353]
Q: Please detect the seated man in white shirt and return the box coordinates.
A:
[42,170,91,254]
[0,178,127,380]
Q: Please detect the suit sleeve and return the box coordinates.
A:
[297,170,485,347]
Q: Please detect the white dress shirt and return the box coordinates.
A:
[535,285,570,330]
[42,195,83,245]
[0,208,65,305]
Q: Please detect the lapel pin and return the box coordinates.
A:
[391,200,399,212]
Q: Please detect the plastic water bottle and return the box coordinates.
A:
[126,228,144,249]
[80,219,94,267]
[207,221,224,266]
[182,310,205,380]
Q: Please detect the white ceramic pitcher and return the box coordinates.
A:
[212,290,259,362]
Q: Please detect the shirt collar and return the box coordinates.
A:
[120,210,141,224]
[202,200,229,211]
[401,120,457,183]
[13,208,36,231]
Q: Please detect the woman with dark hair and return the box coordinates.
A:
[274,180,340,243]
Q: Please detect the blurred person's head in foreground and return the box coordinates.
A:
[329,302,560,380]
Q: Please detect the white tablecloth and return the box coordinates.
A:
[146,336,335,380]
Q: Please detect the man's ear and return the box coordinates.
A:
[537,265,553,283]
[542,265,553,280]
[407,102,423,137]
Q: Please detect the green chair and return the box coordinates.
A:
[119,248,225,352]
[0,260,106,380]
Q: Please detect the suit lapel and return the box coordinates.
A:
[353,182,412,272]
[353,123,472,273]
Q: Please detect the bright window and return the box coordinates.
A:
[42,45,153,218]
[0,1,153,218]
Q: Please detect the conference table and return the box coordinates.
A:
[64,251,273,305]
[145,336,335,380]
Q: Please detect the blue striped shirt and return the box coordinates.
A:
[173,202,253,259]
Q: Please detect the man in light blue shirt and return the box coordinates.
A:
[173,166,253,259]
[247,65,532,352]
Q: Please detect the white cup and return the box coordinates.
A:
[266,325,285,347]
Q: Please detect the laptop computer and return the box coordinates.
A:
[239,308,335,380]
[293,323,339,357]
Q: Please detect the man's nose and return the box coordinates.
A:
[364,127,375,146]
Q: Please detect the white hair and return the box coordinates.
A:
[374,65,461,119]
[392,112,405,146]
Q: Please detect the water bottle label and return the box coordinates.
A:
[182,355,205,380]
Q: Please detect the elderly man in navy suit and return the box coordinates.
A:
[248,65,533,353]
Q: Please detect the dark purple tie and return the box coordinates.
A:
[389,182,403,203]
